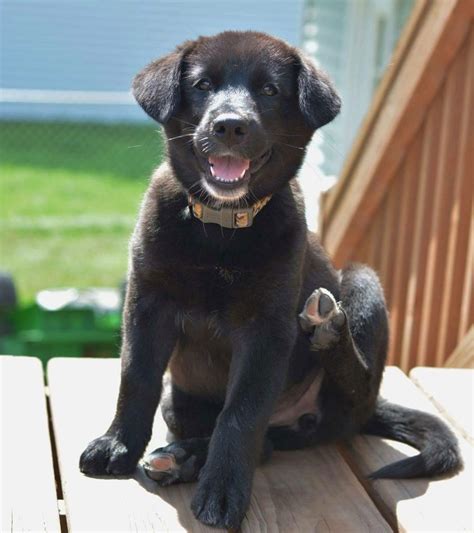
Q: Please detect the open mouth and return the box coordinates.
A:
[208,155,250,186]
[205,150,271,191]
[193,146,272,201]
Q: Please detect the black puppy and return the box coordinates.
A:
[80,31,462,529]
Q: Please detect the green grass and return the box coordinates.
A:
[0,120,164,302]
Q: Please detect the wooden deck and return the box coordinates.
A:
[1,356,473,532]
[320,0,474,371]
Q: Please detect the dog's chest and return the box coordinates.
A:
[169,309,231,398]
[175,307,226,340]
[160,261,262,313]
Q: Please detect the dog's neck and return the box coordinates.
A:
[188,195,272,229]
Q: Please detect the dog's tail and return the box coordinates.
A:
[362,400,463,479]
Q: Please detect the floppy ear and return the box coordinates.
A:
[297,54,341,130]
[132,44,190,124]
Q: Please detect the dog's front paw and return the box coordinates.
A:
[191,465,251,529]
[299,287,346,350]
[79,434,139,476]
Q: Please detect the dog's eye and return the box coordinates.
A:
[194,78,212,91]
[261,83,278,96]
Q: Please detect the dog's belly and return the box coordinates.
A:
[269,368,324,428]
[169,345,230,399]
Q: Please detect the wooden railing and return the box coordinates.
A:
[320,0,473,371]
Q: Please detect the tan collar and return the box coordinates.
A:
[188,195,272,229]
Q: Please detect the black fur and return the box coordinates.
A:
[132,42,189,124]
[80,31,462,529]
[297,54,341,129]
[365,401,462,479]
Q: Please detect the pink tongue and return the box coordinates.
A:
[209,156,250,181]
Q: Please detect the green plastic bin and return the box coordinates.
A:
[0,288,122,365]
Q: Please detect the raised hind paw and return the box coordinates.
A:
[299,287,346,350]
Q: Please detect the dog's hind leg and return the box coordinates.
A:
[160,381,223,439]
[143,438,210,485]
[270,263,388,448]
[145,382,275,487]
[143,382,220,485]
[143,435,274,486]
[303,263,388,404]
[271,265,461,479]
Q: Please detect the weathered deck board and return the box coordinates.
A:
[0,356,61,532]
[342,367,474,532]
[410,367,473,444]
[47,358,391,532]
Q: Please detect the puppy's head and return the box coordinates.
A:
[133,31,340,204]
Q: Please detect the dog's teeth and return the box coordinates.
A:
[213,175,245,183]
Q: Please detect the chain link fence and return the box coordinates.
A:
[0,0,305,301]
[0,0,413,301]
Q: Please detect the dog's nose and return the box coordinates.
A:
[212,114,249,145]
